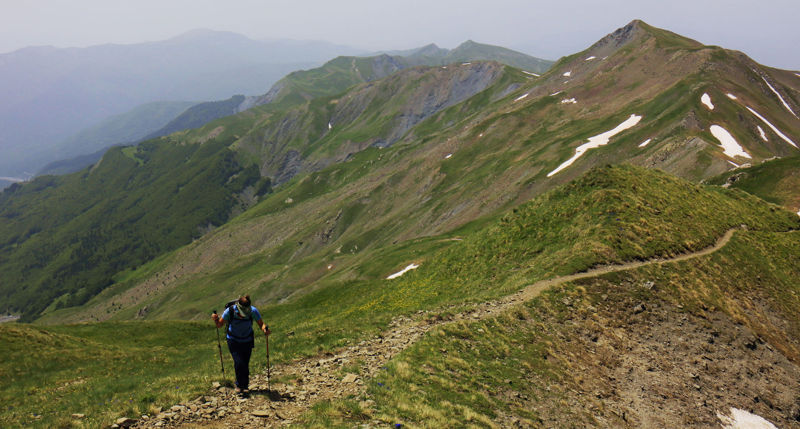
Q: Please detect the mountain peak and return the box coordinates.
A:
[588,19,702,55]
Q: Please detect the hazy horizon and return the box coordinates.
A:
[2,0,799,69]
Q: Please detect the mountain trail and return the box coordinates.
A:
[134,228,740,428]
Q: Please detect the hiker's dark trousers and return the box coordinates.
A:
[227,338,254,389]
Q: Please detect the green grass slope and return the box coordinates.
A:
[4,165,798,428]
[0,321,220,429]
[354,230,800,428]
[706,155,800,214]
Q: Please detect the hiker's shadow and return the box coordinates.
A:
[248,389,293,402]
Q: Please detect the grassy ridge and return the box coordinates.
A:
[706,155,800,211]
[5,165,797,428]
[304,209,800,426]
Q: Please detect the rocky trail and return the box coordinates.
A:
[131,228,739,428]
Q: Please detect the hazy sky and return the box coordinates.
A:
[2,0,799,69]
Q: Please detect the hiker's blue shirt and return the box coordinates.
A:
[221,306,262,342]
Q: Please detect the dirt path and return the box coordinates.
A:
[134,228,738,428]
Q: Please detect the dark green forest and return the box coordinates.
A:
[0,137,269,321]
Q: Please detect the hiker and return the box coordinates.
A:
[211,295,270,394]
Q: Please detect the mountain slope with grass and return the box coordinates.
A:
[706,154,800,215]
[5,19,798,325]
[0,60,519,322]
[3,165,799,428]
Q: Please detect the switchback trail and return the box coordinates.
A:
[136,228,739,428]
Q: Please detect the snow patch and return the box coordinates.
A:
[638,138,652,148]
[762,75,798,118]
[561,98,577,104]
[550,91,563,96]
[585,56,596,61]
[726,93,738,100]
[479,133,484,138]
[701,93,714,110]
[386,264,419,280]
[710,125,751,158]
[728,161,740,168]
[461,62,471,65]
[744,106,798,148]
[522,70,540,77]
[717,407,777,429]
[547,114,642,177]
[757,126,768,142]
[514,93,529,102]
[328,122,332,130]
[562,71,572,77]
[444,153,453,159]
[795,73,800,78]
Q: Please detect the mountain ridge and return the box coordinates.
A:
[3,20,799,325]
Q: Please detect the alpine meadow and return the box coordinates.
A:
[1,19,800,429]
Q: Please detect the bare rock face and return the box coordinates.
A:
[591,20,643,52]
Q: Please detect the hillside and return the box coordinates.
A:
[4,19,799,325]
[0,138,267,322]
[1,60,520,322]
[706,154,800,215]
[37,101,197,175]
[2,165,798,428]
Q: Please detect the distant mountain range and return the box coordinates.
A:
[0,29,365,179]
[32,40,554,177]
[2,20,798,325]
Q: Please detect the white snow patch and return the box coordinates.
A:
[744,106,798,148]
[562,71,572,77]
[462,62,471,65]
[726,93,738,100]
[479,133,484,138]
[762,75,798,118]
[550,91,563,96]
[441,66,447,69]
[561,98,577,104]
[728,160,740,168]
[514,93,529,102]
[710,125,751,158]
[638,138,652,148]
[328,122,332,130]
[701,93,714,110]
[327,264,333,270]
[547,114,642,177]
[757,126,768,141]
[585,56,596,61]
[444,153,453,159]
[386,263,419,280]
[717,407,777,429]
[797,209,800,217]
[522,70,540,77]
[602,56,608,60]
[795,73,800,78]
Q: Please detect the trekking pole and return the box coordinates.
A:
[265,331,271,392]
[213,310,225,378]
